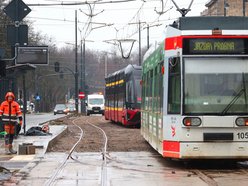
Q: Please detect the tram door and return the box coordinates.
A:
[149,62,164,152]
[156,62,164,153]
[148,66,161,151]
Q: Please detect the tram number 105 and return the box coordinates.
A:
[237,132,248,139]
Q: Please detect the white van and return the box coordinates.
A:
[86,94,105,116]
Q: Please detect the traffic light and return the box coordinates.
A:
[0,60,6,77]
[54,62,60,72]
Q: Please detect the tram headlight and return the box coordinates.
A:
[183,117,201,127]
[235,117,248,126]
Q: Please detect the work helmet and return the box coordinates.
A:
[5,92,15,101]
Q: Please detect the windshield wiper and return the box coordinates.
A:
[221,88,244,115]
[242,72,248,109]
[221,73,247,115]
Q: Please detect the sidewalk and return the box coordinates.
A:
[0,125,67,171]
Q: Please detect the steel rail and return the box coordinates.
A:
[45,117,84,186]
[86,117,108,186]
[66,116,109,186]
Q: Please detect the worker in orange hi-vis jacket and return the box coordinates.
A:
[0,92,23,154]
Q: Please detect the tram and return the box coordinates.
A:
[141,16,248,159]
[105,64,141,127]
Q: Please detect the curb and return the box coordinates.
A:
[46,125,68,153]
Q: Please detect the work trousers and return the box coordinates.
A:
[4,123,15,146]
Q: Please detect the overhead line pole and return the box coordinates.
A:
[144,23,162,49]
[79,4,109,114]
[75,10,79,113]
[138,21,141,66]
[80,39,86,114]
[129,21,146,66]
[243,0,246,17]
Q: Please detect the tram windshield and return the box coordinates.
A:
[184,57,248,115]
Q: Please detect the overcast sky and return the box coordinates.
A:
[4,0,209,53]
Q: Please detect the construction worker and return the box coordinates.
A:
[0,92,23,154]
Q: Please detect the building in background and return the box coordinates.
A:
[201,0,248,16]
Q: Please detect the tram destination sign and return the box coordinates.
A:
[16,46,49,65]
[183,38,248,55]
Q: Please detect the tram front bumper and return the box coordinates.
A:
[179,142,248,159]
[163,141,248,159]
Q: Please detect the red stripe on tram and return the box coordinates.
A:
[165,36,183,50]
[163,141,180,158]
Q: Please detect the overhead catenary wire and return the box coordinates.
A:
[8,0,206,52]
[26,0,138,6]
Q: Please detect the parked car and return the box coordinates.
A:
[53,104,68,115]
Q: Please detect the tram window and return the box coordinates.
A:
[168,57,181,114]
[135,79,141,102]
[154,66,158,112]
[149,70,153,111]
[145,73,149,110]
[126,81,134,108]
[130,81,134,103]
[141,76,145,110]
[158,62,164,113]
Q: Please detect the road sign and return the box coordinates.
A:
[78,92,85,99]
[16,46,49,65]
[7,24,28,46]
[3,0,31,22]
[35,95,41,101]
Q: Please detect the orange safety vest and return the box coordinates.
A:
[0,92,22,124]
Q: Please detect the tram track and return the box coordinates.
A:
[44,115,248,186]
[45,117,85,186]
[45,116,109,186]
[88,117,109,186]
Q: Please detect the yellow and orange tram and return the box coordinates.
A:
[105,64,141,127]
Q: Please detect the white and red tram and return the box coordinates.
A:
[141,16,248,159]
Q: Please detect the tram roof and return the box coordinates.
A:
[106,64,141,79]
[174,16,248,31]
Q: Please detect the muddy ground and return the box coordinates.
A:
[48,115,154,153]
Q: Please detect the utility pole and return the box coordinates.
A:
[147,25,149,50]
[75,10,79,113]
[243,0,246,17]
[145,23,162,50]
[129,21,145,65]
[224,0,230,17]
[138,21,141,66]
[224,0,227,16]
[80,39,86,114]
